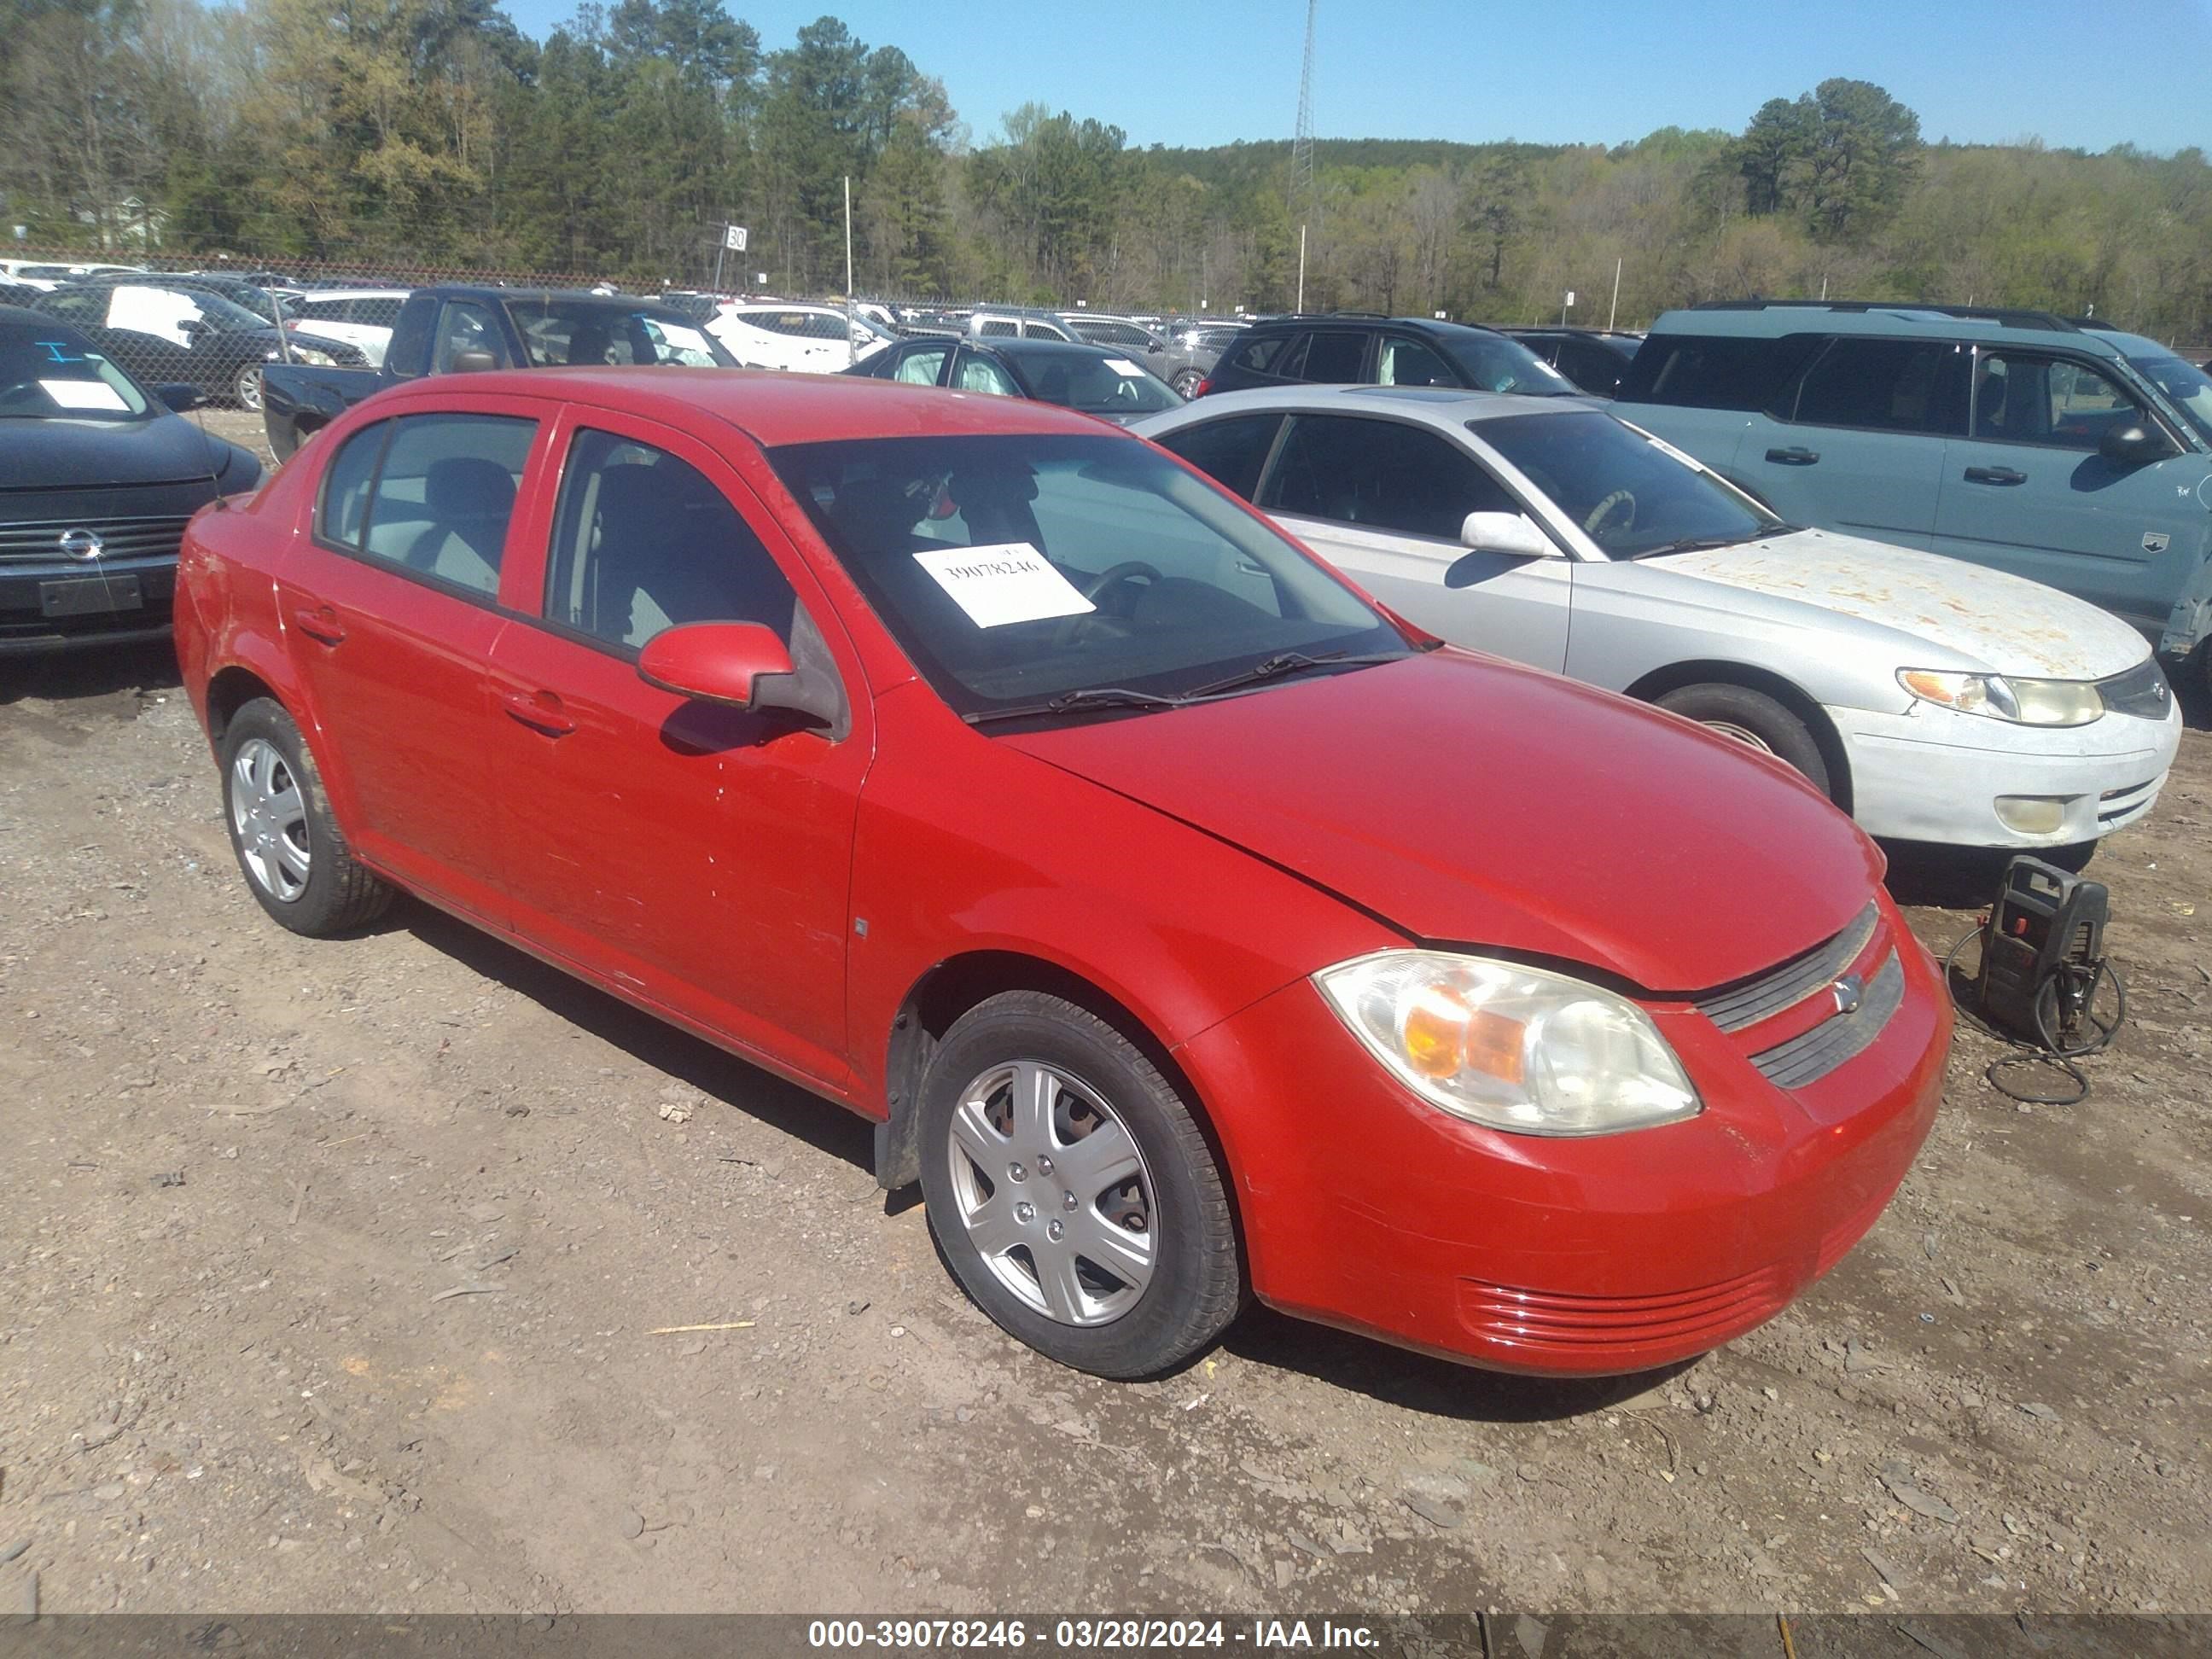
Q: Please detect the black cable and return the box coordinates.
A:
[1940,921,2125,1106]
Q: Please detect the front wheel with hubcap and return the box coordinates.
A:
[918,991,1242,1377]
[232,364,264,410]
[220,697,392,934]
[1654,681,1832,800]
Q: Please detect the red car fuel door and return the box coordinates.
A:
[484,407,871,1090]
[274,402,552,926]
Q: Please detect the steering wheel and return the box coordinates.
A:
[1082,560,1163,602]
[1584,489,1636,538]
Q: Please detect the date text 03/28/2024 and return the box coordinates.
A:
[806,1620,1380,1650]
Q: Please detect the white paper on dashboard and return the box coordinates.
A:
[653,322,712,354]
[1103,358,1144,376]
[41,378,128,410]
[912,543,1095,629]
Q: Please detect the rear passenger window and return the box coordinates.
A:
[352,414,535,597]
[1790,338,1965,434]
[1298,331,1367,382]
[1154,413,1284,501]
[545,429,796,652]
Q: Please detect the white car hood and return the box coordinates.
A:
[1660,528,2150,680]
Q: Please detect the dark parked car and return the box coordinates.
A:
[1499,328,1643,399]
[24,280,363,411]
[1199,313,1575,400]
[0,305,261,652]
[847,335,1182,423]
[259,284,736,460]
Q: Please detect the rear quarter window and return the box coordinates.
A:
[1225,333,1295,376]
[1619,333,1811,411]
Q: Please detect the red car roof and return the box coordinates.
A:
[382,367,1111,448]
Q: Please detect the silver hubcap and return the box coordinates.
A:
[946,1060,1156,1327]
[230,737,311,901]
[1703,719,1776,756]
[236,367,262,410]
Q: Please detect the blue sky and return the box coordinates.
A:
[501,0,2212,155]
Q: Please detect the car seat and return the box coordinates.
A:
[403,457,515,591]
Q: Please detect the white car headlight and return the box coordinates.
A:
[288,346,336,367]
[1898,669,2102,727]
[1313,951,1701,1137]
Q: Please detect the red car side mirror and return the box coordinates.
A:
[637,621,795,711]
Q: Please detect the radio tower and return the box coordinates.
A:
[1290,0,1318,309]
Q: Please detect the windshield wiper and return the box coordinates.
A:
[1185,650,1402,699]
[1627,533,1767,561]
[963,686,1187,726]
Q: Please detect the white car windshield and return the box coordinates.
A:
[1476,410,1780,559]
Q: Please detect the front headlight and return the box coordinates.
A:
[1313,951,1702,1137]
[1898,669,2102,727]
[289,346,336,366]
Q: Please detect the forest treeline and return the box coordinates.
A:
[3,0,2208,339]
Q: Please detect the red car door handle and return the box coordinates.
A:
[499,687,576,736]
[292,606,346,645]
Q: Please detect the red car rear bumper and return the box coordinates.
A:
[1177,908,1949,1376]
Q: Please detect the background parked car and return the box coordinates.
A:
[1203,313,1576,399]
[277,288,411,367]
[1613,300,2212,690]
[707,301,893,371]
[260,284,735,459]
[1138,386,2178,855]
[1499,328,1643,398]
[847,334,1182,423]
[23,279,364,410]
[0,304,260,652]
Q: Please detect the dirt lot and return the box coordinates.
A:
[1,477,2209,1616]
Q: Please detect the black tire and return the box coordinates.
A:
[1655,682,1833,798]
[219,697,392,935]
[917,991,1242,1379]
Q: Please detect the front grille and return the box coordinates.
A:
[0,515,192,567]
[1692,901,1879,1034]
[2097,777,2159,829]
[2097,659,2171,721]
[1458,1265,1790,1357]
[1748,950,1905,1088]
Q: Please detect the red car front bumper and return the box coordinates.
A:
[1176,901,1950,1376]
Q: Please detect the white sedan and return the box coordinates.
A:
[1137,387,2181,854]
[706,302,892,373]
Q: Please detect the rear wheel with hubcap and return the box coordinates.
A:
[1654,681,1832,799]
[220,698,392,935]
[919,991,1242,1377]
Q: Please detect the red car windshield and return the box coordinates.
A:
[771,433,1404,719]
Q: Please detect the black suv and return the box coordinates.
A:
[1498,328,1643,399]
[1197,313,1575,399]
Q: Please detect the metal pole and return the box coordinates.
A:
[713,224,727,295]
[844,178,855,368]
[1296,224,1307,313]
[1608,257,1621,331]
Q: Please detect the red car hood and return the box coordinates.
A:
[1002,651,1881,992]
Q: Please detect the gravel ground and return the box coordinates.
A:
[0,563,2207,1618]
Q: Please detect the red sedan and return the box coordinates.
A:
[173,370,1949,1380]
